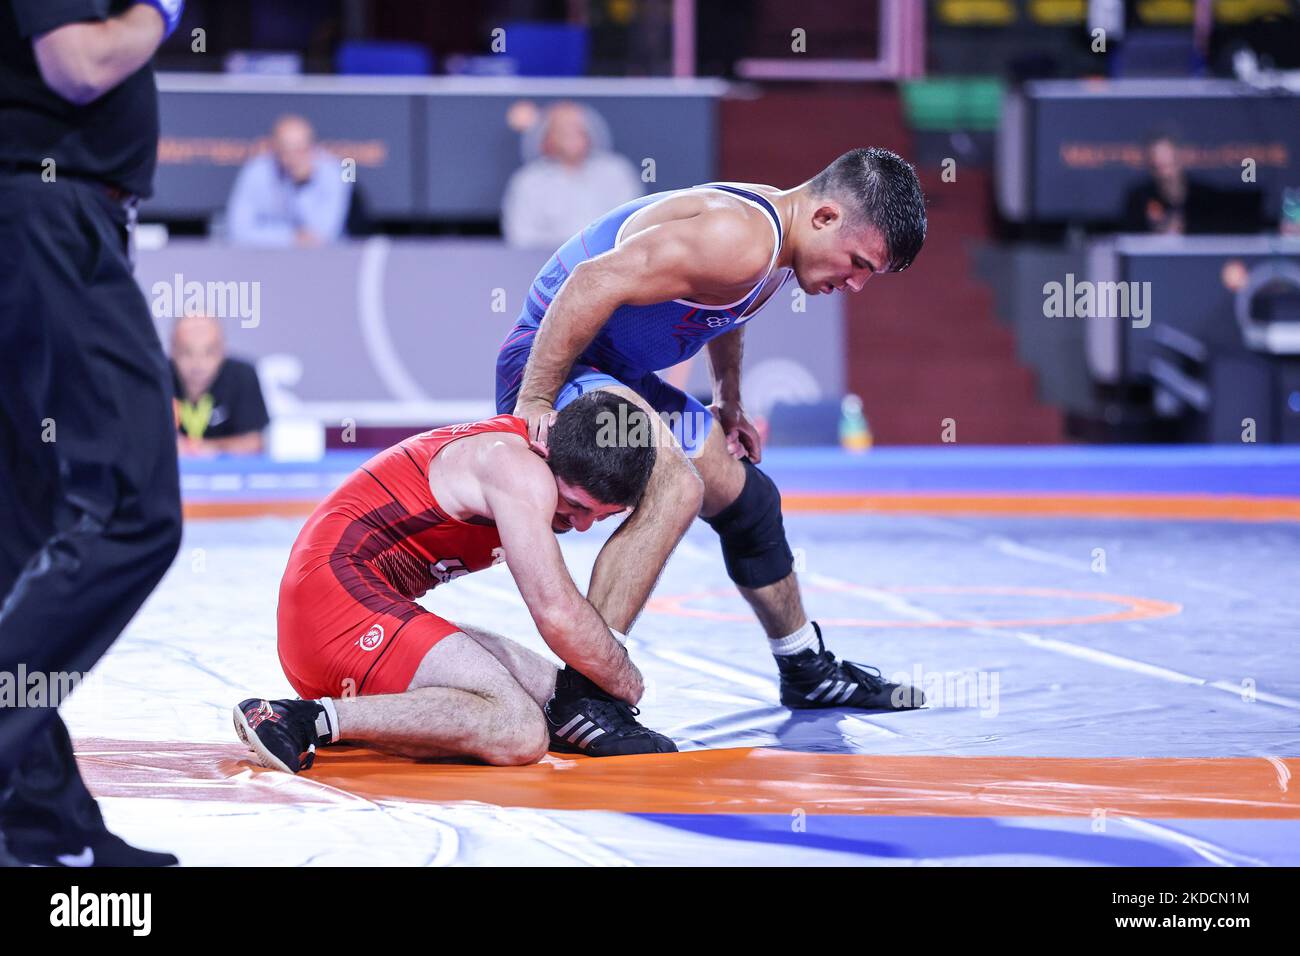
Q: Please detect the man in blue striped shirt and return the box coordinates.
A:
[226,114,351,247]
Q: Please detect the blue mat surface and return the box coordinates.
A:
[180,445,1300,500]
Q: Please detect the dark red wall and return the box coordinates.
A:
[719,85,1062,444]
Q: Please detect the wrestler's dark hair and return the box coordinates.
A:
[546,391,656,508]
[808,147,927,273]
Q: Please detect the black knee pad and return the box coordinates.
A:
[702,459,793,589]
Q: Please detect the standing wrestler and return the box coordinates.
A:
[498,148,929,715]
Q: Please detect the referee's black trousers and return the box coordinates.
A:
[0,172,182,840]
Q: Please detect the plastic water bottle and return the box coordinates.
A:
[839,394,872,453]
[1282,187,1300,237]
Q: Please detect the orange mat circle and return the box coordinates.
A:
[647,583,1183,629]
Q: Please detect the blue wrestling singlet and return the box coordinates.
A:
[494,182,792,455]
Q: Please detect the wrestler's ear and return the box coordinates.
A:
[528,438,550,459]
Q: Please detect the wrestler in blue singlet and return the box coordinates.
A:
[494,183,792,455]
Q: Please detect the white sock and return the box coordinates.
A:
[769,621,817,657]
[315,697,340,744]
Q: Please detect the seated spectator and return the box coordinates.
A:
[227,114,352,247]
[1123,133,1200,234]
[502,101,643,249]
[1122,133,1266,235]
[171,314,270,456]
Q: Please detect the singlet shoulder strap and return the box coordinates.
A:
[611,182,786,312]
[663,183,785,312]
[702,183,784,252]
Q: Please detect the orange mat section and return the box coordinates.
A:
[185,501,317,519]
[77,739,1300,819]
[185,492,1300,522]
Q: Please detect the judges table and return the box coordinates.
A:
[998,79,1300,224]
[1085,234,1300,442]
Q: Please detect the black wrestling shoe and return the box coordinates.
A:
[545,668,677,757]
[777,623,925,711]
[233,697,337,774]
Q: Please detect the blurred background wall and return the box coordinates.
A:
[138,0,1300,451]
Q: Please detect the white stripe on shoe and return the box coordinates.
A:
[805,678,834,702]
[553,712,610,750]
[555,714,586,737]
[566,720,594,743]
[835,682,858,703]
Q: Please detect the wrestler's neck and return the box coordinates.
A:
[769,185,807,272]
[720,182,802,273]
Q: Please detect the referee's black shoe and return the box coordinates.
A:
[0,824,177,867]
[0,830,19,867]
[545,668,677,757]
[1,779,175,867]
[778,622,925,711]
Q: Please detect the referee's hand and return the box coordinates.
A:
[139,0,185,40]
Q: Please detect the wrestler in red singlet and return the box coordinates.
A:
[277,415,527,700]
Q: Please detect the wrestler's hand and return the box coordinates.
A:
[715,400,762,463]
[615,649,646,706]
[514,398,559,456]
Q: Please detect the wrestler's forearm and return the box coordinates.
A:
[515,319,580,408]
[515,265,613,408]
[706,329,745,405]
[497,496,641,700]
[540,602,642,703]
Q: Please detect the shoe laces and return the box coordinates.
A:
[582,694,649,733]
[285,702,320,769]
[822,650,887,693]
